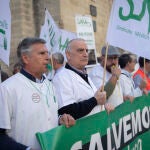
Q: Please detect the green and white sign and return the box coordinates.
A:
[0,0,11,65]
[36,94,150,150]
[107,0,150,59]
[75,15,96,50]
[75,15,97,65]
[40,9,76,57]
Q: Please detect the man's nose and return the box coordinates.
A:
[83,49,88,56]
[45,53,49,60]
[112,58,116,63]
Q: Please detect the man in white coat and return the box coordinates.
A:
[0,37,75,150]
[46,52,65,81]
[53,38,113,120]
[119,53,146,101]
[89,45,124,108]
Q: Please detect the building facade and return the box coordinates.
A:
[1,0,112,74]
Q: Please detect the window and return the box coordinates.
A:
[92,20,96,32]
[90,5,97,17]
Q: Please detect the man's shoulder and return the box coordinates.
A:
[1,73,20,84]
[92,64,104,71]
[0,73,24,90]
[120,70,130,78]
[53,67,74,81]
[57,67,78,76]
[89,64,104,76]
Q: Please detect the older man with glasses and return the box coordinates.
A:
[89,45,124,108]
[53,38,115,120]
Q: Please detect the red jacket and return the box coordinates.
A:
[133,68,150,91]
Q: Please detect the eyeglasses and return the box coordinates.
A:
[76,48,88,53]
[107,56,118,60]
[132,60,137,63]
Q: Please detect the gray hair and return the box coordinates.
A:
[66,38,85,52]
[17,37,46,65]
[52,52,64,64]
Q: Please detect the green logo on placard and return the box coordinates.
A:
[119,0,150,33]
[77,18,91,27]
[59,36,69,51]
[0,19,8,50]
[0,28,7,50]
[47,19,55,47]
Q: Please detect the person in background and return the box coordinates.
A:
[47,52,64,80]
[0,70,9,82]
[0,37,75,150]
[133,56,150,94]
[53,38,114,120]
[13,62,22,74]
[89,45,123,108]
[119,53,146,102]
[52,52,64,75]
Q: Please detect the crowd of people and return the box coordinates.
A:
[0,37,150,150]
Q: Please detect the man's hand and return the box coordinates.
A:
[111,66,121,80]
[123,95,134,103]
[94,86,106,105]
[143,89,148,95]
[139,79,147,90]
[105,103,115,114]
[59,114,76,128]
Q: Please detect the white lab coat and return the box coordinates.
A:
[119,69,142,97]
[0,73,58,150]
[53,67,104,117]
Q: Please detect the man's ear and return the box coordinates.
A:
[66,51,71,61]
[53,59,57,65]
[22,54,29,65]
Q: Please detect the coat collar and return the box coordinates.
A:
[20,68,45,83]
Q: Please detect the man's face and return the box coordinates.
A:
[103,55,119,73]
[128,57,137,73]
[66,40,88,70]
[23,43,49,75]
[146,61,150,73]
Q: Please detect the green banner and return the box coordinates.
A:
[36,94,150,150]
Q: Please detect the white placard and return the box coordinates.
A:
[0,0,11,65]
[40,9,77,57]
[75,15,96,49]
[107,0,150,59]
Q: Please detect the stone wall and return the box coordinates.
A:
[60,0,112,56]
[1,0,112,75]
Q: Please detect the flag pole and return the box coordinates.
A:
[100,42,109,111]
[102,43,109,91]
[144,58,146,79]
[0,62,2,83]
[49,53,56,102]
